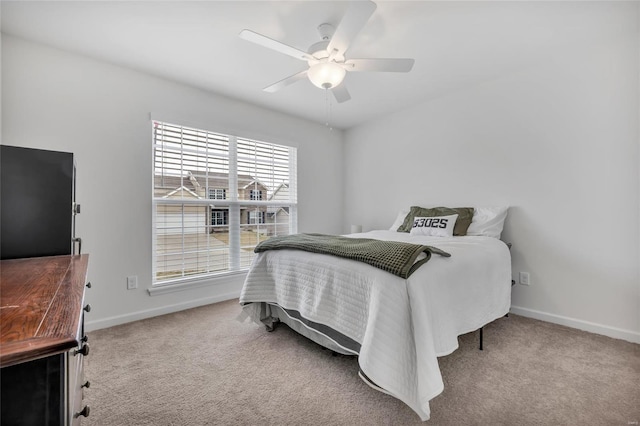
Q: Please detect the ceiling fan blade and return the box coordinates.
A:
[344,58,415,72]
[327,0,377,58]
[331,84,351,103]
[263,70,308,93]
[239,30,313,61]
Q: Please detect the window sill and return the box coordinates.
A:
[147,271,247,296]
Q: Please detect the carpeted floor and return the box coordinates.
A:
[84,299,639,425]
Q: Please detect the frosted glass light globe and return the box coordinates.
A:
[307,61,346,89]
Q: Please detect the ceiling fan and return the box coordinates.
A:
[239,0,414,103]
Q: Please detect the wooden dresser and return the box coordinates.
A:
[1,254,91,425]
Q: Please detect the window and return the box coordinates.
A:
[209,188,226,200]
[249,189,263,200]
[153,121,297,284]
[248,211,265,224]
[211,209,228,226]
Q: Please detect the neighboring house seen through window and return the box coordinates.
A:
[152,120,297,284]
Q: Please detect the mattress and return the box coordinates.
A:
[239,230,512,420]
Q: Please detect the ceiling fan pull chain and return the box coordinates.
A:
[325,89,329,127]
[325,89,333,131]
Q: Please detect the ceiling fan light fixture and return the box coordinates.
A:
[307,61,346,89]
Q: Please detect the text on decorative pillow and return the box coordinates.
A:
[413,217,450,229]
[409,214,459,237]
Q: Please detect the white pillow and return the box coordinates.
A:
[409,214,458,238]
[389,208,410,231]
[466,206,509,239]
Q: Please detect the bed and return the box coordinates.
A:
[238,207,511,421]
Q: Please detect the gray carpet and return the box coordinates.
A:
[84,299,639,425]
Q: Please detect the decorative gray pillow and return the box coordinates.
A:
[397,206,475,236]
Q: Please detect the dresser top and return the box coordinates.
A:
[0,254,89,367]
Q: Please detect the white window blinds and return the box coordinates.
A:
[152,121,297,284]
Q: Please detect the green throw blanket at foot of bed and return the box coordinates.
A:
[254,233,450,279]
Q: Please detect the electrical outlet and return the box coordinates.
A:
[127,275,138,290]
[519,272,530,286]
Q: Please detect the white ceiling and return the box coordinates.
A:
[1,1,631,129]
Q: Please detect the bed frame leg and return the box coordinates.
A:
[479,313,508,350]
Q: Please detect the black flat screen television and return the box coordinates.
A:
[1,145,75,260]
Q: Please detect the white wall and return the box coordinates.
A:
[343,6,639,342]
[1,35,344,331]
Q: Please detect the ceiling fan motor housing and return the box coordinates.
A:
[308,40,330,61]
[308,23,336,61]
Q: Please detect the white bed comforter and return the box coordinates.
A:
[239,230,511,420]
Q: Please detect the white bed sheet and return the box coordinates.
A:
[239,230,511,421]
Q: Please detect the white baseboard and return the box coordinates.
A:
[510,305,640,344]
[86,298,640,344]
[85,290,240,332]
